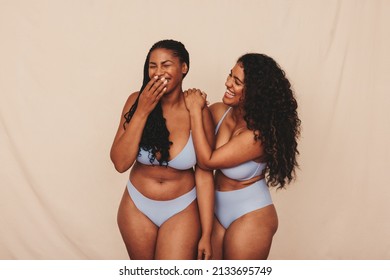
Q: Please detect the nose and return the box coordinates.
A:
[225,75,232,88]
[154,66,165,78]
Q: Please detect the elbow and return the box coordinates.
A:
[197,160,214,171]
[110,153,132,173]
[113,162,130,173]
[199,164,213,171]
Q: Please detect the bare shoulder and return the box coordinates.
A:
[112,91,140,142]
[122,91,140,114]
[209,102,229,124]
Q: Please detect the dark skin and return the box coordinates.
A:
[111,48,215,259]
[183,62,278,259]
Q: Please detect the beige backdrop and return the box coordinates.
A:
[1,0,389,259]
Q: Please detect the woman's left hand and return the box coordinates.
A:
[184,88,208,112]
[197,236,212,260]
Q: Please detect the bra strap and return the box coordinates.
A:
[215,107,232,134]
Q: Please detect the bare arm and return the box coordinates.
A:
[194,106,215,260]
[110,76,167,172]
[184,89,214,170]
[184,89,263,170]
[195,165,214,260]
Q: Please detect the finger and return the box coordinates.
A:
[145,76,164,94]
[150,77,167,96]
[153,77,166,93]
[155,86,167,101]
[156,78,168,93]
[197,250,204,260]
[146,75,160,91]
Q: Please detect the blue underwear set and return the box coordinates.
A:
[127,132,197,227]
[214,107,273,229]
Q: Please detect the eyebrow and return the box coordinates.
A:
[149,60,173,65]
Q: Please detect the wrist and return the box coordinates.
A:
[189,107,202,117]
[133,109,150,120]
[200,231,212,239]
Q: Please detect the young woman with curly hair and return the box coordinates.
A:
[184,53,300,259]
[110,40,215,260]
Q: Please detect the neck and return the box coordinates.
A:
[160,87,184,109]
[231,106,246,124]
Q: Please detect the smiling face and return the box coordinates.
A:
[223,62,245,106]
[148,48,188,93]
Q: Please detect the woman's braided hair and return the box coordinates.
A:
[123,39,189,166]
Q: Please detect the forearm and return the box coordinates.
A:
[110,111,148,173]
[195,168,214,237]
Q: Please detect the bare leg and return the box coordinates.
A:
[223,205,278,260]
[155,200,201,260]
[211,217,225,260]
[117,188,158,260]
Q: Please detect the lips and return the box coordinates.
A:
[160,76,169,83]
[224,89,235,99]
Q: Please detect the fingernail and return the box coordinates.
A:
[160,77,165,81]
[163,79,168,84]
[154,75,158,79]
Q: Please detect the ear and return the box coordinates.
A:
[182,63,188,75]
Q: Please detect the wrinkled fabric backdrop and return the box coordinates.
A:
[1,0,389,259]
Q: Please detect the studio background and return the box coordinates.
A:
[1,0,389,259]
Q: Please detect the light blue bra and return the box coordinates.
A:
[215,107,266,181]
[137,132,196,170]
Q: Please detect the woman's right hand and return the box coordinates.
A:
[137,75,168,115]
[183,88,208,113]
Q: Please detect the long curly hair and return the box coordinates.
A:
[238,53,301,189]
[123,39,190,166]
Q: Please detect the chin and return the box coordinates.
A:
[222,96,237,106]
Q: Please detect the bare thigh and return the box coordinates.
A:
[155,200,201,260]
[223,205,278,260]
[117,188,158,260]
[211,217,225,260]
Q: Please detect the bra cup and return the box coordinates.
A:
[168,134,196,170]
[221,161,266,181]
[137,148,160,166]
[136,132,196,170]
[216,107,266,181]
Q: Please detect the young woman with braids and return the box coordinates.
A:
[110,40,215,260]
[184,53,301,259]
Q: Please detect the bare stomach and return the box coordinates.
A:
[129,162,195,200]
[214,170,265,192]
